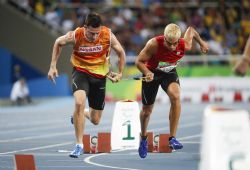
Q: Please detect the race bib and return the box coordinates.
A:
[156,61,178,73]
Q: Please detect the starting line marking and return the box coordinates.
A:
[84,149,141,170]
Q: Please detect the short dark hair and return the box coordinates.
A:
[85,12,102,28]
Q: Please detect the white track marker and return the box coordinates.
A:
[57,150,71,153]
[84,149,141,170]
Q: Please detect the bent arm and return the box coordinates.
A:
[49,31,75,69]
[110,32,126,74]
[135,38,157,75]
[242,37,250,64]
[233,37,250,76]
[183,26,208,53]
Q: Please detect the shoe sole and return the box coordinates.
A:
[169,144,183,150]
[69,155,79,158]
[69,152,83,158]
[138,148,147,158]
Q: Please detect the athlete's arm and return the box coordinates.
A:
[110,32,126,75]
[183,26,209,53]
[109,32,126,82]
[135,38,157,82]
[234,36,250,76]
[48,31,75,83]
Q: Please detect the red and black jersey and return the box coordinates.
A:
[145,36,185,70]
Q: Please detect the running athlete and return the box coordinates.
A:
[234,36,250,76]
[135,23,209,158]
[47,12,126,158]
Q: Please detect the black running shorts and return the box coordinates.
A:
[72,68,106,110]
[142,69,180,105]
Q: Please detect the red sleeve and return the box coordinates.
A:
[179,38,185,51]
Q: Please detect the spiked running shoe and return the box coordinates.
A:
[169,137,183,150]
[138,139,148,158]
[69,144,83,158]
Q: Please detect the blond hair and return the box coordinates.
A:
[164,23,181,40]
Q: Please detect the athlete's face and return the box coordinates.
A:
[85,26,101,42]
[164,36,179,51]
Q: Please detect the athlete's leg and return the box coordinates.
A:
[73,90,87,144]
[73,106,102,124]
[84,108,90,120]
[166,82,181,137]
[87,76,106,125]
[88,107,103,125]
[139,78,159,158]
[140,78,159,136]
[138,104,154,158]
[140,104,154,136]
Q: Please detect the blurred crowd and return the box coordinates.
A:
[11,0,250,56]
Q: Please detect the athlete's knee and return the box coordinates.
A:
[74,100,85,112]
[89,110,102,125]
[90,115,100,125]
[169,92,180,104]
[141,105,153,117]
[91,118,100,125]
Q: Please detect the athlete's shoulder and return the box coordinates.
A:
[179,38,185,44]
[74,27,84,39]
[74,27,83,33]
[100,26,111,33]
[154,35,164,43]
[147,37,158,49]
[178,38,185,48]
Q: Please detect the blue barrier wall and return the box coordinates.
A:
[0,47,44,85]
[29,74,71,97]
[0,47,71,98]
[0,74,71,98]
[11,54,44,83]
[0,48,12,85]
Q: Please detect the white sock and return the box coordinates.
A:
[76,143,83,148]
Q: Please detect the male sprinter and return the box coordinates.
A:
[135,23,209,158]
[48,12,126,158]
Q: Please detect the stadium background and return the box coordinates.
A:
[0,0,250,101]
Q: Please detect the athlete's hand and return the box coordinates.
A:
[200,41,209,54]
[233,58,249,76]
[107,71,122,83]
[144,72,154,82]
[48,66,58,84]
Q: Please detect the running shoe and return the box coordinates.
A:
[169,137,183,150]
[69,144,83,158]
[138,138,148,158]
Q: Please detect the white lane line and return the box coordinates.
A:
[0,121,198,143]
[37,166,92,168]
[149,121,201,131]
[84,149,141,170]
[0,141,73,155]
[179,134,201,140]
[0,124,65,135]
[0,119,65,129]
[0,131,73,143]
[180,141,200,144]
[0,124,111,143]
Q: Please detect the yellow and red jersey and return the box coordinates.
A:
[71,26,111,78]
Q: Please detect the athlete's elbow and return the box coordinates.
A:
[187,26,194,32]
[135,58,141,68]
[185,45,192,51]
